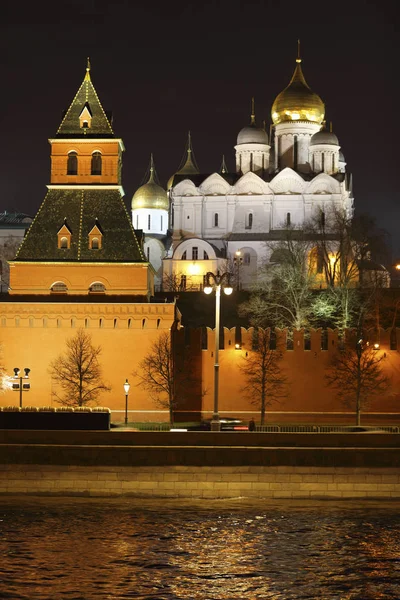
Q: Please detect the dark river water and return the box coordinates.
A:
[0,497,399,599]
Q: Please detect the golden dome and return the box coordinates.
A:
[271,57,325,125]
[131,161,169,211]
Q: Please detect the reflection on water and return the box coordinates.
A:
[0,497,400,599]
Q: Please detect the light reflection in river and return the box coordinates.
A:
[0,498,399,599]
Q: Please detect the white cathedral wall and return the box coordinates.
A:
[132,208,168,235]
[274,122,320,172]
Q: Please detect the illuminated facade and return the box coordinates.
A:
[138,51,354,291]
[0,64,180,409]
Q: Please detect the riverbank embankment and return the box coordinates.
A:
[1,431,399,499]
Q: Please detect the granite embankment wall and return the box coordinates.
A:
[1,431,400,499]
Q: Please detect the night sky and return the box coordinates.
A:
[0,0,398,256]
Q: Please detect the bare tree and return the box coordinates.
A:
[239,328,288,425]
[307,207,390,336]
[49,329,111,406]
[239,229,316,330]
[326,340,390,425]
[162,272,196,292]
[135,331,175,425]
[135,330,205,426]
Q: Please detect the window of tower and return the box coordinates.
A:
[181,251,187,260]
[214,213,219,227]
[67,151,78,175]
[82,121,89,128]
[192,247,198,260]
[91,152,102,175]
[244,253,251,265]
[321,153,325,172]
[246,213,253,230]
[148,214,151,229]
[203,251,209,259]
[60,237,68,249]
[286,213,291,227]
[161,215,163,230]
[91,237,99,250]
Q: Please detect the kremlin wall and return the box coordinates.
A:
[0,57,399,426]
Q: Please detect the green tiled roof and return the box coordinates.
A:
[16,189,145,262]
[56,67,114,138]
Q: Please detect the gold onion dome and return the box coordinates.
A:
[131,158,169,211]
[271,50,325,125]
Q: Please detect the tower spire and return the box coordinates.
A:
[250,97,256,125]
[297,39,301,64]
[85,57,91,81]
[220,154,228,174]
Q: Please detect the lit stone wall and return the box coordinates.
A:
[0,301,178,413]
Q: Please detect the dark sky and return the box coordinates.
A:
[0,0,398,256]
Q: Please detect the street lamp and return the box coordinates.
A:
[233,250,243,290]
[12,367,31,408]
[204,271,233,431]
[123,378,130,425]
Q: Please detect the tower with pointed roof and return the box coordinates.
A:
[10,61,152,298]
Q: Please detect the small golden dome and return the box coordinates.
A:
[132,164,169,211]
[271,58,325,126]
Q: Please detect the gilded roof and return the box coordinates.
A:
[132,170,169,211]
[132,156,169,211]
[16,189,145,262]
[271,59,325,125]
[56,62,114,138]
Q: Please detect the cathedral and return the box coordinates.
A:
[133,48,353,292]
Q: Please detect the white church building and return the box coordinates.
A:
[131,51,354,292]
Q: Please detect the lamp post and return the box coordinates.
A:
[233,250,243,290]
[12,367,31,408]
[123,379,130,425]
[204,271,233,431]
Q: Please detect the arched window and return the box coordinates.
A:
[181,251,187,260]
[214,213,219,227]
[60,237,68,249]
[286,213,291,227]
[89,282,105,293]
[246,213,253,229]
[82,121,89,128]
[91,152,102,175]
[91,237,99,250]
[244,253,251,265]
[67,152,78,175]
[51,282,68,294]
